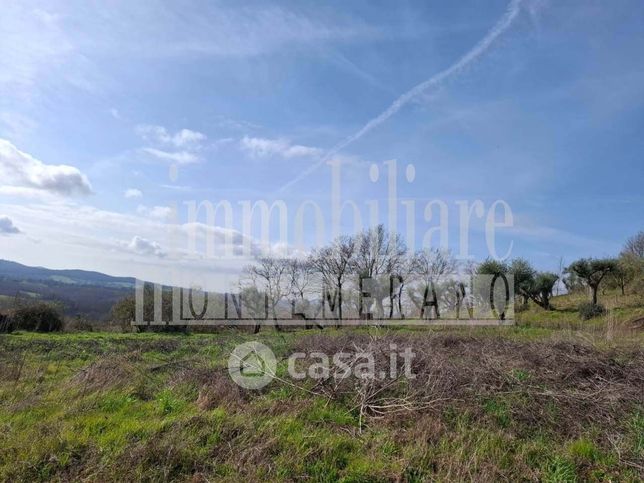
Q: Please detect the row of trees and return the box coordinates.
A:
[107,229,642,331]
[242,227,643,322]
[563,232,644,303]
[243,226,408,322]
[244,226,465,322]
[477,258,559,310]
[483,233,644,309]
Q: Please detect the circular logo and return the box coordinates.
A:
[228,341,276,389]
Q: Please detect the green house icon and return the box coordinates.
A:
[240,352,266,377]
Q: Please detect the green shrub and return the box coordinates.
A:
[578,302,606,321]
[567,438,598,463]
[543,456,577,482]
[11,303,64,332]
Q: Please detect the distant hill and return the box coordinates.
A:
[0,260,135,288]
[0,260,136,320]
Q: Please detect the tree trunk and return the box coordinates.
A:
[542,293,551,310]
[591,284,598,305]
[271,305,281,332]
[337,280,342,328]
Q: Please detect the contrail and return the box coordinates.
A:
[278,0,524,192]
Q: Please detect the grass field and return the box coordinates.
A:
[1,293,643,482]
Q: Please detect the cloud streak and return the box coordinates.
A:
[279,0,524,191]
[141,148,199,165]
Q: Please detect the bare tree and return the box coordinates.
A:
[285,259,314,300]
[352,225,407,318]
[606,253,643,295]
[411,248,457,287]
[406,249,457,320]
[353,224,407,278]
[310,235,356,324]
[388,253,414,319]
[463,259,479,278]
[622,231,644,258]
[285,258,319,328]
[243,257,290,331]
[238,284,269,334]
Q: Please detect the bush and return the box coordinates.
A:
[11,303,64,332]
[66,314,95,332]
[110,293,188,334]
[578,302,606,321]
[0,313,12,333]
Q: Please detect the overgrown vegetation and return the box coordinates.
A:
[1,289,643,481]
[0,303,64,333]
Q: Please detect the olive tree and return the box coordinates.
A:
[509,258,535,305]
[607,253,643,295]
[566,258,617,305]
[529,272,559,310]
[509,258,558,310]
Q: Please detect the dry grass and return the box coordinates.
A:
[290,333,644,434]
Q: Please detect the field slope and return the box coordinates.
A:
[1,294,643,482]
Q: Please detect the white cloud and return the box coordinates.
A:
[136,125,206,165]
[136,124,206,149]
[240,136,322,159]
[0,215,20,235]
[127,235,165,258]
[0,138,92,196]
[124,188,142,199]
[137,204,173,220]
[172,128,206,147]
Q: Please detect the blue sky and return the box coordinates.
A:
[0,0,643,289]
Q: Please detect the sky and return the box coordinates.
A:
[0,0,643,291]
